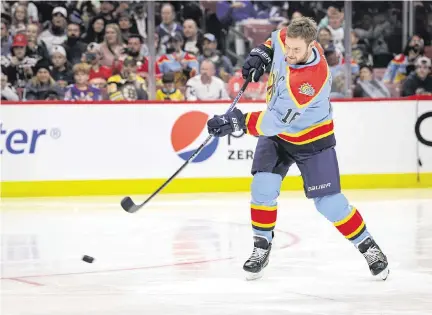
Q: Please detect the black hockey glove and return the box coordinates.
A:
[242,44,273,82]
[207,108,246,137]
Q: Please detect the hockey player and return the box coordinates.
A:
[207,17,389,280]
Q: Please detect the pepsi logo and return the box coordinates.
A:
[171,111,219,162]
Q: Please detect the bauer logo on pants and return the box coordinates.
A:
[171,111,219,163]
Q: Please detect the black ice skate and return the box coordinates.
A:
[243,235,272,280]
[357,237,389,280]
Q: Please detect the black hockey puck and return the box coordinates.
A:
[82,255,94,263]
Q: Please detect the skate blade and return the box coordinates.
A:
[374,267,390,281]
[245,271,263,281]
[379,267,390,280]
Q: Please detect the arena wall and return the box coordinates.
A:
[1,97,431,197]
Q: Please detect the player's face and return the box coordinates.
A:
[284,36,313,65]
[75,71,89,85]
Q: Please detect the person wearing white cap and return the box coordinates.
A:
[402,56,432,96]
[50,45,73,89]
[38,6,67,53]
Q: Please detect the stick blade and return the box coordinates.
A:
[121,196,139,213]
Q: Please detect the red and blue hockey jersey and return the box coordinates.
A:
[245,27,334,147]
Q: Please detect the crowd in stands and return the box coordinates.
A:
[1,1,431,102]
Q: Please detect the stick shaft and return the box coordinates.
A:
[126,75,252,210]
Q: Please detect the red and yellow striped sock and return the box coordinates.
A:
[251,203,277,231]
[333,207,367,241]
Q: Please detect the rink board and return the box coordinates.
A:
[1,98,431,197]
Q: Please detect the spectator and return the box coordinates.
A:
[351,30,372,66]
[64,63,102,101]
[401,56,432,96]
[216,1,257,26]
[185,59,229,101]
[318,5,344,29]
[1,71,20,101]
[38,7,68,53]
[131,2,147,40]
[198,33,233,83]
[156,3,183,47]
[11,0,38,24]
[89,77,107,92]
[157,33,199,87]
[26,24,50,62]
[181,2,204,27]
[113,1,131,19]
[324,43,357,98]
[156,72,184,101]
[327,9,345,53]
[117,12,139,44]
[82,16,105,44]
[1,34,38,88]
[10,4,27,37]
[143,33,166,59]
[120,34,160,79]
[99,1,117,25]
[84,43,112,81]
[292,11,303,20]
[107,56,148,101]
[1,18,12,56]
[353,64,390,98]
[317,27,333,48]
[23,59,63,101]
[365,11,392,57]
[50,45,73,89]
[99,23,126,67]
[182,19,203,56]
[383,35,425,84]
[63,22,88,65]
[216,1,258,56]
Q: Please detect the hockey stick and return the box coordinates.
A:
[121,73,253,213]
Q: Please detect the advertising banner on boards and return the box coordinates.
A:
[1,100,431,183]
